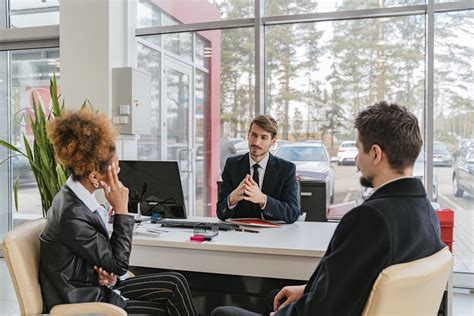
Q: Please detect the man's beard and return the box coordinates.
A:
[250,145,268,157]
[359,175,374,188]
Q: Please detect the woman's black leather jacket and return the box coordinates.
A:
[39,185,134,312]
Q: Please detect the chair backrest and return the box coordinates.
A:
[2,218,46,314]
[362,247,452,316]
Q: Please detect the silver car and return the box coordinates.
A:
[274,142,335,203]
[234,140,284,156]
[453,146,474,198]
[433,141,452,167]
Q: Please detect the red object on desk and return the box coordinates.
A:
[436,208,454,252]
[190,235,212,242]
[228,218,280,228]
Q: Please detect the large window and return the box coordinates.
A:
[8,0,59,28]
[434,10,474,275]
[266,15,424,204]
[1,0,472,286]
[1,0,60,242]
[0,50,9,241]
[135,0,474,286]
[136,26,254,216]
[0,46,59,225]
[137,0,254,28]
[265,0,425,16]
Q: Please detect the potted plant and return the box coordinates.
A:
[0,74,67,217]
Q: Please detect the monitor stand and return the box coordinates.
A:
[135,203,142,223]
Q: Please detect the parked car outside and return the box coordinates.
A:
[234,141,249,156]
[234,140,282,156]
[453,138,474,163]
[358,150,438,202]
[452,146,474,198]
[228,138,244,146]
[275,142,335,203]
[433,141,452,167]
[458,138,474,149]
[270,140,291,154]
[336,141,358,166]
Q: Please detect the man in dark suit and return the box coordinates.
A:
[217,115,299,224]
[212,101,445,316]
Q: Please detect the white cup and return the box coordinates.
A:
[297,212,307,222]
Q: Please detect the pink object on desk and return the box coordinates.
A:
[190,235,213,242]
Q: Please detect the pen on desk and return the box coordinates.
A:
[235,227,259,233]
[146,228,170,234]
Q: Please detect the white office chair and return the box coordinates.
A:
[362,246,452,316]
[2,218,126,316]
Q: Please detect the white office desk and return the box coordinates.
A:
[129,217,338,280]
[128,217,452,316]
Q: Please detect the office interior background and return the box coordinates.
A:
[0,0,473,307]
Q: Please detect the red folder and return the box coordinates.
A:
[227,218,281,228]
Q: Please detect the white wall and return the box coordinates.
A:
[60,0,136,115]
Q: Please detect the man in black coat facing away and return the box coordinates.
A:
[217,115,299,224]
[212,101,445,315]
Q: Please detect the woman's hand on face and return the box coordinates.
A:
[100,162,129,214]
[94,266,117,287]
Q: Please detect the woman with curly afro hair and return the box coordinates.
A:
[39,108,196,315]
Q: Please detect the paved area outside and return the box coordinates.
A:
[453,211,474,273]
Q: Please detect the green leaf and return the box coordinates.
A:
[0,140,25,156]
[56,165,68,187]
[5,73,68,216]
[50,73,62,117]
[0,154,23,166]
[31,95,39,127]
[0,156,11,165]
[22,134,33,159]
[13,175,19,212]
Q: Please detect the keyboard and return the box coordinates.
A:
[154,219,239,231]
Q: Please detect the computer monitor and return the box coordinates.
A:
[118,160,187,218]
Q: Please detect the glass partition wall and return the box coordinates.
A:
[434,9,474,284]
[1,0,60,244]
[0,50,9,244]
[135,0,474,287]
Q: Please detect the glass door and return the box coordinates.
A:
[163,58,196,215]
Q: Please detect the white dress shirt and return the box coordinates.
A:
[66,177,107,226]
[249,153,269,189]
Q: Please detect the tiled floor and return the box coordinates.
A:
[453,211,474,273]
[0,258,473,315]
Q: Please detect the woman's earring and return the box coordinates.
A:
[92,180,99,188]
